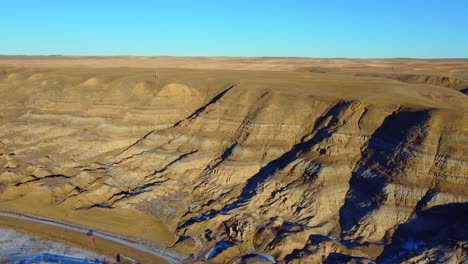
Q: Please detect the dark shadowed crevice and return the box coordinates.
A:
[339,108,432,236]
[460,86,468,95]
[177,101,355,231]
[377,202,468,263]
[173,83,237,127]
[14,174,71,187]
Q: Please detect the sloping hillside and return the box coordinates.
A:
[0,65,466,263]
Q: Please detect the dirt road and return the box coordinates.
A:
[0,211,183,264]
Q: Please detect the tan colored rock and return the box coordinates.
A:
[0,62,466,263]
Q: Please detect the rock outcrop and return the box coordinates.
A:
[0,65,466,263]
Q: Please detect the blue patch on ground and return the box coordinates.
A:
[205,241,235,259]
[14,253,102,264]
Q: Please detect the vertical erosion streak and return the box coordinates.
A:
[177,101,357,231]
[114,83,237,158]
[339,108,433,237]
[173,83,237,127]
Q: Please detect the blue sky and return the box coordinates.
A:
[1,0,467,58]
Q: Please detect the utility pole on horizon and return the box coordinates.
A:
[155,67,160,81]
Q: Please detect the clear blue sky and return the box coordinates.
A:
[1,0,467,58]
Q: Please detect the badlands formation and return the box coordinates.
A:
[0,57,467,263]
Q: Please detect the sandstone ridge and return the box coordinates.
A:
[0,65,466,263]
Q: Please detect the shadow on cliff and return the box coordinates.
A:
[339,108,432,236]
[460,86,468,95]
[178,101,355,230]
[377,202,468,263]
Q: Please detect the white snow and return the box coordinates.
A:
[0,227,105,261]
[0,212,183,264]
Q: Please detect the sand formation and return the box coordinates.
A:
[0,57,467,263]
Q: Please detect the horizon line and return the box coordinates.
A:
[1,54,468,60]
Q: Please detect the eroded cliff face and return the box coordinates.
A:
[0,66,467,263]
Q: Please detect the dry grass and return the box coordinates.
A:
[1,56,467,77]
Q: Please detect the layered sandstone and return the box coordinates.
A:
[0,61,467,263]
